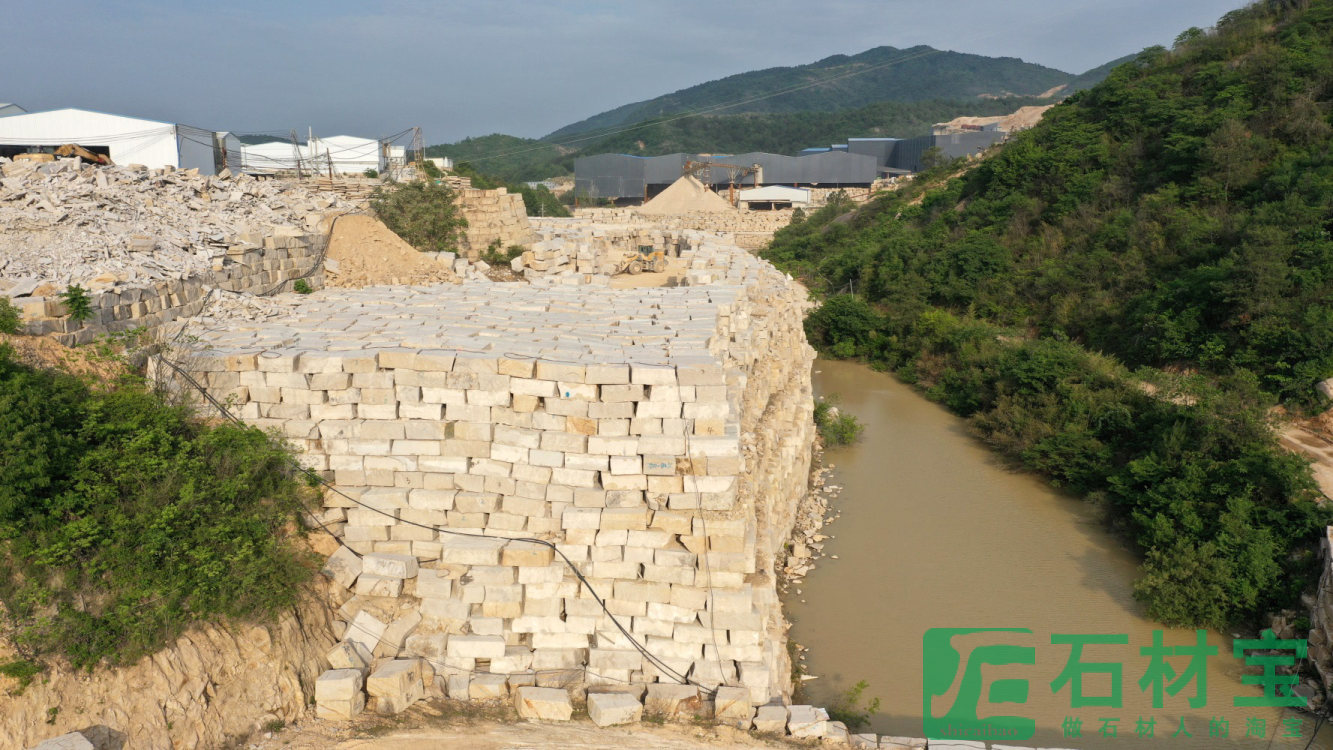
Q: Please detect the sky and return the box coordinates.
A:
[3,0,1249,147]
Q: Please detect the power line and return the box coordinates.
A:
[150,346,721,696]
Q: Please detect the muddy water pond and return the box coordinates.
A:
[787,359,1330,748]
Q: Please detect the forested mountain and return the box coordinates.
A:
[546,45,1081,140]
[427,44,1128,182]
[763,0,1333,629]
[427,97,1048,183]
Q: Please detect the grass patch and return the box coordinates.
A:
[0,659,43,695]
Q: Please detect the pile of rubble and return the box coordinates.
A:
[0,157,354,291]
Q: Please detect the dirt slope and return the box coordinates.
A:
[324,214,459,287]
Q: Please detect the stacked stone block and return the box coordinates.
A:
[174,230,814,709]
[457,188,535,258]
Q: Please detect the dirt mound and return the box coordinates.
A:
[324,214,460,288]
[638,176,735,216]
[935,104,1054,134]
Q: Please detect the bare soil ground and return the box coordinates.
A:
[324,214,459,288]
[249,700,791,750]
[0,332,127,382]
[1282,409,1333,500]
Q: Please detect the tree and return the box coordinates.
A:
[369,181,468,254]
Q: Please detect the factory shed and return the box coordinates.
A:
[308,134,387,175]
[0,108,222,173]
[738,185,811,210]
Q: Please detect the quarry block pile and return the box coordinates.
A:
[163,230,816,720]
[521,218,696,283]
[456,187,535,258]
[0,157,349,343]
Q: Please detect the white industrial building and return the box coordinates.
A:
[738,185,812,210]
[0,108,225,174]
[240,140,313,175]
[309,134,388,175]
[0,103,25,117]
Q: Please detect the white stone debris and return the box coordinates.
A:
[0,157,352,289]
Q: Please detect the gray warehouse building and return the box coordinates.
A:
[575,129,1007,202]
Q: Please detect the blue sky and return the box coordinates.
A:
[3,1,1248,145]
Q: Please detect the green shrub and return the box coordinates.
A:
[370,181,467,254]
[481,243,525,266]
[59,285,93,325]
[0,345,314,669]
[814,396,864,446]
[827,680,881,731]
[0,659,42,695]
[0,298,21,335]
[292,279,312,295]
[363,168,378,178]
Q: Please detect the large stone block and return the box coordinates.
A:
[751,703,787,733]
[644,683,701,718]
[713,685,753,728]
[326,640,372,671]
[786,704,829,738]
[448,634,506,659]
[438,534,505,565]
[367,659,424,714]
[28,732,95,750]
[587,691,643,726]
[345,610,388,654]
[469,672,509,700]
[514,685,574,721]
[321,546,362,590]
[315,668,366,719]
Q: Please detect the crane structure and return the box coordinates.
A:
[682,160,762,206]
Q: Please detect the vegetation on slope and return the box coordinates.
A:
[763,0,1333,629]
[547,45,1081,140]
[370,181,469,254]
[0,344,314,670]
[426,134,569,185]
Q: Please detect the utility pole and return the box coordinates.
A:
[289,129,304,180]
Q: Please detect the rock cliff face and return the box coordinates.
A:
[1307,527,1333,702]
[0,586,337,750]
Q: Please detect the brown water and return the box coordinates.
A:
[789,359,1330,748]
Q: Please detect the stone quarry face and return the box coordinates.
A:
[161,219,816,710]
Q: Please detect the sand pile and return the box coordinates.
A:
[638,175,735,215]
[323,214,459,287]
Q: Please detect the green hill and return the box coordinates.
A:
[546,45,1082,141]
[577,96,1051,159]
[429,97,1051,183]
[427,45,1129,183]
[763,0,1333,629]
[425,133,568,185]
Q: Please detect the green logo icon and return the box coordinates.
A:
[923,627,1036,741]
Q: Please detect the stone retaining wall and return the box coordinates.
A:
[162,236,814,709]
[19,225,331,346]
